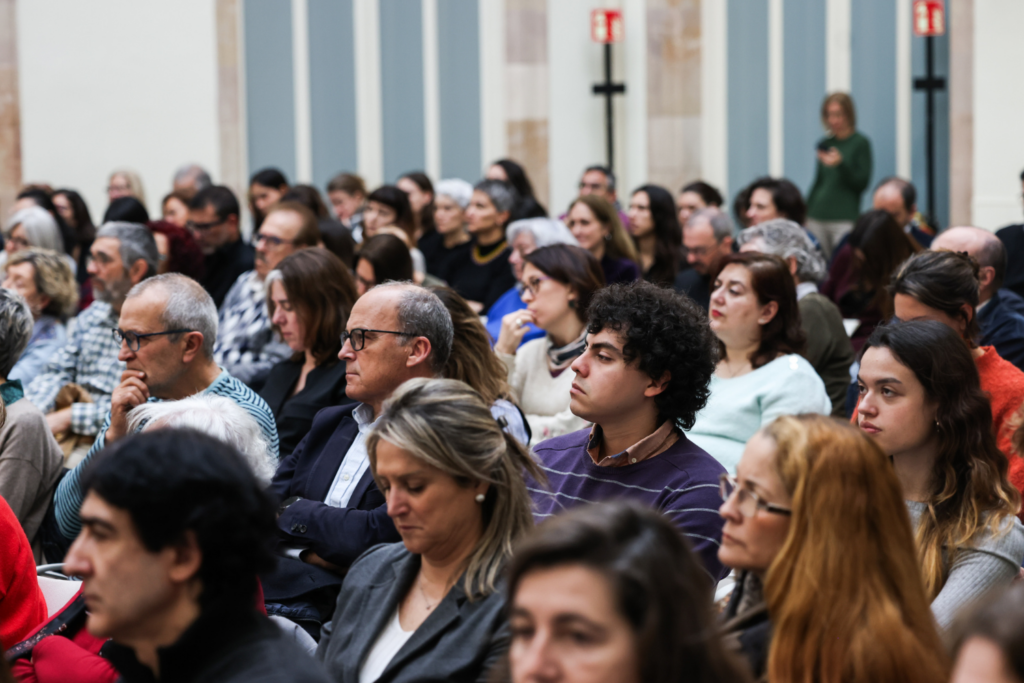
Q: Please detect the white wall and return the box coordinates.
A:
[972,0,1024,230]
[17,1,220,220]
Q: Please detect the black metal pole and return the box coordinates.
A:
[604,42,614,174]
[925,36,936,225]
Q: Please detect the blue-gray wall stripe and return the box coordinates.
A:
[243,0,297,182]
[437,0,481,182]
[782,0,826,196]
[380,0,426,183]
[727,0,770,202]
[308,0,357,190]
[911,32,949,229]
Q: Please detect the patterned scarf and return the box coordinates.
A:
[546,329,588,375]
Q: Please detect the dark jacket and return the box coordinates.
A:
[316,543,509,683]
[107,602,330,683]
[979,289,1024,370]
[673,267,710,310]
[600,255,640,286]
[720,571,771,682]
[998,224,1024,299]
[259,359,351,458]
[200,238,255,309]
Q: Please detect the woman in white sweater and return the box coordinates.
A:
[495,244,605,444]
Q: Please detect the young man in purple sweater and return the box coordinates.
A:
[529,280,729,581]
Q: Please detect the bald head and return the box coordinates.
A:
[932,226,1006,302]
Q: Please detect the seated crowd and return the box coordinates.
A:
[2,158,1024,683]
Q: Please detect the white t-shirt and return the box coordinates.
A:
[359,608,416,683]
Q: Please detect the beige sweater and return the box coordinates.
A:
[499,336,589,446]
[0,396,64,544]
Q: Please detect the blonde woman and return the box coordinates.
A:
[107,168,147,207]
[565,194,640,285]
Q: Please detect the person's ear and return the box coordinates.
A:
[960,303,975,332]
[180,332,205,364]
[722,235,734,252]
[36,294,52,313]
[977,266,996,292]
[406,336,433,369]
[757,300,779,326]
[226,214,240,236]
[643,371,671,398]
[166,530,203,586]
[127,258,149,285]
[786,256,799,278]
[496,210,511,227]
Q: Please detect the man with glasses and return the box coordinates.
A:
[528,280,729,582]
[675,208,735,311]
[263,282,452,633]
[213,201,320,390]
[44,273,279,556]
[188,185,252,308]
[559,165,629,228]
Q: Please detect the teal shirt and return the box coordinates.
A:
[0,379,24,406]
[806,131,873,221]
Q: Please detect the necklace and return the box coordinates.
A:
[418,576,437,611]
[472,239,507,264]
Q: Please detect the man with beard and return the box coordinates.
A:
[212,202,319,389]
[26,222,157,441]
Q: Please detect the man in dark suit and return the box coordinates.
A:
[674,208,733,310]
[263,282,453,631]
[933,226,1024,369]
[996,169,1024,298]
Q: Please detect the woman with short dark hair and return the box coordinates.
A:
[362,185,428,281]
[688,253,830,471]
[626,184,681,286]
[486,158,547,220]
[454,180,519,314]
[354,234,414,298]
[397,171,436,238]
[249,167,290,230]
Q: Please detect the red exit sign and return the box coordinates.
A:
[591,9,623,44]
[913,0,945,37]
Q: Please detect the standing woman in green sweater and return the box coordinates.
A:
[806,93,873,258]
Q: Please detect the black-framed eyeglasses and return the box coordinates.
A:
[254,232,296,248]
[718,474,792,517]
[186,219,224,232]
[113,328,195,352]
[341,328,413,352]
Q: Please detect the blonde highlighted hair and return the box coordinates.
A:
[568,194,638,266]
[6,248,79,321]
[821,92,856,130]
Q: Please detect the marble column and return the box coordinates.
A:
[0,0,22,215]
[948,0,973,227]
[217,0,247,208]
[506,0,549,209]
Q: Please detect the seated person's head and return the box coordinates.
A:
[355,234,414,297]
[736,219,826,286]
[188,185,241,255]
[846,209,921,317]
[267,248,357,365]
[677,180,724,225]
[90,222,159,307]
[951,584,1024,683]
[506,501,748,683]
[872,177,916,228]
[248,168,289,222]
[367,377,541,597]
[254,201,321,279]
[890,250,981,347]
[4,206,64,256]
[565,195,637,265]
[116,274,217,397]
[147,220,204,279]
[327,172,367,222]
[433,178,474,237]
[127,395,274,485]
[710,252,805,366]
[4,247,79,322]
[931,226,1007,303]
[363,185,417,243]
[103,197,150,225]
[521,244,605,334]
[0,288,33,381]
[341,283,453,412]
[571,281,716,430]
[64,430,277,642]
[468,180,517,236]
[683,208,734,276]
[507,217,578,281]
[720,414,947,681]
[743,177,806,227]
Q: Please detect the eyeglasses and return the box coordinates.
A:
[718,474,792,517]
[520,275,551,298]
[6,236,30,249]
[578,181,607,192]
[254,232,296,248]
[186,219,224,232]
[341,328,413,352]
[113,328,194,352]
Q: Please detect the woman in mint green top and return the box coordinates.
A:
[686,253,830,471]
[806,93,873,257]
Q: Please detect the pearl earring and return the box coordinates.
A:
[475,493,485,503]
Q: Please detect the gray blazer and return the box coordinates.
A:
[316,542,509,683]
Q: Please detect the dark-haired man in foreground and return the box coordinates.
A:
[64,430,330,682]
[529,281,728,581]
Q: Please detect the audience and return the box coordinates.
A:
[677,179,724,226]
[565,194,640,285]
[857,320,1024,629]
[51,188,96,276]
[189,185,252,308]
[214,201,319,389]
[354,234,414,297]
[688,253,830,470]
[950,584,1024,683]
[316,378,541,681]
[264,283,449,631]
[719,414,948,682]
[627,184,681,286]
[26,222,156,442]
[160,191,191,228]
[326,172,367,238]
[822,208,920,350]
[507,502,750,683]
[361,185,427,280]
[0,495,47,648]
[417,178,473,283]
[105,169,146,208]
[0,289,63,550]
[397,171,436,238]
[486,158,547,220]
[737,220,854,416]
[46,273,279,556]
[261,248,358,457]
[495,245,604,444]
[2,207,69,272]
[675,208,734,310]
[743,177,807,227]
[4,248,79,383]
[146,219,205,280]
[932,226,1024,368]
[280,184,356,268]
[102,196,149,225]
[872,176,934,247]
[458,179,518,313]
[249,167,290,230]
[171,163,213,199]
[63,430,330,682]
[529,281,728,581]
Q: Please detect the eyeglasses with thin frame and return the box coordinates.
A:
[186,219,224,232]
[341,328,413,352]
[718,473,792,517]
[520,275,551,298]
[113,328,195,352]
[254,232,296,248]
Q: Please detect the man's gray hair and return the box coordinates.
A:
[0,288,33,378]
[737,219,827,283]
[173,164,212,192]
[473,179,517,215]
[687,208,734,242]
[96,222,159,279]
[506,218,578,249]
[377,282,454,374]
[127,394,274,485]
[126,273,218,358]
[5,207,63,253]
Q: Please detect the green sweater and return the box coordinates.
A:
[806,131,873,221]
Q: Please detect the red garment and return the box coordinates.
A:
[0,496,48,648]
[976,347,1024,497]
[11,621,117,683]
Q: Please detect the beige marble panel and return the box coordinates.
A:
[948,0,973,227]
[505,0,549,207]
[648,114,702,192]
[507,0,547,64]
[0,0,21,215]
[508,119,549,209]
[217,0,246,205]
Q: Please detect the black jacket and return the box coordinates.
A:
[720,571,772,681]
[200,239,255,309]
[259,359,351,458]
[979,288,1024,370]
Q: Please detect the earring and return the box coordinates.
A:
[604,233,611,241]
[568,300,577,309]
[475,493,485,503]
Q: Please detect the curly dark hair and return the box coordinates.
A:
[586,280,716,429]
